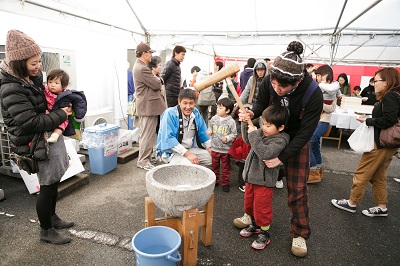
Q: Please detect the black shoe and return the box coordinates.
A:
[238,185,245,192]
[222,185,230,192]
[240,224,261,237]
[40,227,71,245]
[251,230,270,250]
[51,214,74,229]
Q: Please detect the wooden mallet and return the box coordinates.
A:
[193,64,254,127]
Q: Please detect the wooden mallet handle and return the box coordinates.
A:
[225,78,254,127]
[194,64,240,92]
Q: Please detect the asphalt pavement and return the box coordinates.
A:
[1,133,400,266]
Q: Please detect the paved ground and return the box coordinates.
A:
[1,133,400,266]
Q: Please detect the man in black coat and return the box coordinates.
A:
[361,78,378,105]
[161,45,186,107]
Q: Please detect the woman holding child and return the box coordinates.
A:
[0,30,73,244]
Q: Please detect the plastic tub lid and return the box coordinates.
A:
[84,123,120,134]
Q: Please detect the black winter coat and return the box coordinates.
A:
[366,90,400,149]
[161,58,182,98]
[52,90,87,136]
[252,72,323,163]
[0,71,67,159]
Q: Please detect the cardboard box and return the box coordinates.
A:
[118,129,133,154]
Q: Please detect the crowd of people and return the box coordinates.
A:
[1,29,399,260]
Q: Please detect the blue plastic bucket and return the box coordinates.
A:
[132,226,181,266]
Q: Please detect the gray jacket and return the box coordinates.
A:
[208,115,237,153]
[197,70,216,106]
[242,122,290,187]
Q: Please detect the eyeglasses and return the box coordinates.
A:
[373,79,384,84]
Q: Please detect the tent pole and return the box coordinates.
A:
[334,0,382,35]
[333,0,348,35]
[125,0,149,41]
[22,0,141,35]
[298,40,327,64]
[332,38,373,66]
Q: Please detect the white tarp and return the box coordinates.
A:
[1,0,400,65]
[1,0,399,123]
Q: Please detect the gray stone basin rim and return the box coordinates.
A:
[145,164,216,217]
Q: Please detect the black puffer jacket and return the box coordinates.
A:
[0,71,67,158]
[161,58,181,98]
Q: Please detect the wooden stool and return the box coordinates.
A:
[322,126,343,149]
[144,194,214,266]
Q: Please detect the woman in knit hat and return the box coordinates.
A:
[235,41,323,257]
[0,30,73,245]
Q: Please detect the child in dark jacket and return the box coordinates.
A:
[239,105,290,250]
[44,69,87,143]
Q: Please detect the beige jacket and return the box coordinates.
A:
[320,100,336,123]
[133,59,165,116]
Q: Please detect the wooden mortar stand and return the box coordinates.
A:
[144,194,214,266]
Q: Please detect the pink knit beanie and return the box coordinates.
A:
[5,30,42,61]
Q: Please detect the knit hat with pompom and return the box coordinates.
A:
[270,41,305,81]
[5,30,42,61]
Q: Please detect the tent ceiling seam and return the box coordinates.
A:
[21,0,143,36]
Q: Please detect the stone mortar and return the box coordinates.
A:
[145,164,216,217]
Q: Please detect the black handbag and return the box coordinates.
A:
[11,132,46,175]
[11,154,39,175]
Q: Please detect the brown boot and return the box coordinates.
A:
[307,169,321,183]
[318,167,323,179]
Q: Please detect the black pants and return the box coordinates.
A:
[166,96,178,108]
[197,105,210,125]
[36,182,59,229]
[237,161,245,187]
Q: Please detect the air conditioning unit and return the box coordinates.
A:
[84,110,115,127]
[41,49,77,91]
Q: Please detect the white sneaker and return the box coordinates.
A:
[275,180,284,189]
[233,213,252,229]
[138,164,155,171]
[291,236,307,257]
[394,178,400,183]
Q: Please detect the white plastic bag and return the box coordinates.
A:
[347,123,374,153]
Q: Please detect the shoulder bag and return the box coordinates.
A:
[379,92,400,148]
[380,118,400,148]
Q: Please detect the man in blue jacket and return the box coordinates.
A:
[157,89,211,167]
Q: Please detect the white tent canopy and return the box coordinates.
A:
[2,0,399,65]
[1,0,399,125]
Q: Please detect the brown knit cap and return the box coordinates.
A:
[5,30,42,61]
[270,41,305,80]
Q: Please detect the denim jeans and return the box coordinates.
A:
[128,94,134,130]
[310,122,330,168]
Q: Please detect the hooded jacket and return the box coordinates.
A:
[241,122,290,187]
[239,67,254,92]
[240,60,267,105]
